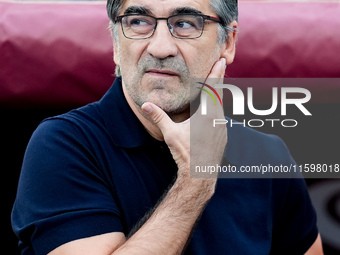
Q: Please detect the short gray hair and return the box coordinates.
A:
[210,0,238,44]
[107,0,238,76]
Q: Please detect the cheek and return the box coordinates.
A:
[187,47,220,79]
[118,42,145,71]
[179,35,221,78]
[119,46,132,70]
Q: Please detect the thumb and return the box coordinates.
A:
[141,102,174,135]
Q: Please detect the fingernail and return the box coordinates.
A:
[142,104,153,114]
[221,58,227,69]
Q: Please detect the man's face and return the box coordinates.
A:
[114,0,226,116]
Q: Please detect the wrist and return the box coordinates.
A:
[171,173,216,205]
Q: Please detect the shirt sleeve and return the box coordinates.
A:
[270,139,319,255]
[11,117,124,255]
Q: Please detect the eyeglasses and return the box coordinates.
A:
[114,13,222,40]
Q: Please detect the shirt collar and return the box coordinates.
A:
[98,78,239,165]
[98,78,158,148]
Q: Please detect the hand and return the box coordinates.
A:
[142,58,228,199]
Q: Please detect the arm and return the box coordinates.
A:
[48,58,227,255]
[49,173,216,255]
[49,166,216,255]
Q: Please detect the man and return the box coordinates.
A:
[12,0,323,254]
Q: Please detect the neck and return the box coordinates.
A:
[122,83,189,141]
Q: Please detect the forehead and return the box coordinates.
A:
[120,0,214,16]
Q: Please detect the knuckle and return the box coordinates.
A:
[151,111,164,125]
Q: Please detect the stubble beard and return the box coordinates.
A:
[121,55,193,117]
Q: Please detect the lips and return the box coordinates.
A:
[146,69,179,76]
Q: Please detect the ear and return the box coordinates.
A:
[109,24,120,67]
[113,39,120,67]
[220,21,238,65]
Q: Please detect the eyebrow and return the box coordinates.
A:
[123,6,152,15]
[123,6,203,16]
[170,7,203,16]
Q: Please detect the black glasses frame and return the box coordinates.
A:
[114,13,222,40]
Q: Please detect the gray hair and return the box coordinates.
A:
[107,0,238,76]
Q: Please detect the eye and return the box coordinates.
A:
[124,16,154,28]
[129,18,150,26]
[175,20,196,29]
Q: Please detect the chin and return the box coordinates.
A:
[148,93,188,111]
[163,102,191,118]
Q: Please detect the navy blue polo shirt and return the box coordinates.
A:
[12,78,318,255]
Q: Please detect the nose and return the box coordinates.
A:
[146,20,178,59]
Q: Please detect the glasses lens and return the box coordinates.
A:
[121,15,155,39]
[169,15,204,39]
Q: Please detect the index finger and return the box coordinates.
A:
[205,57,226,97]
[196,58,226,116]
